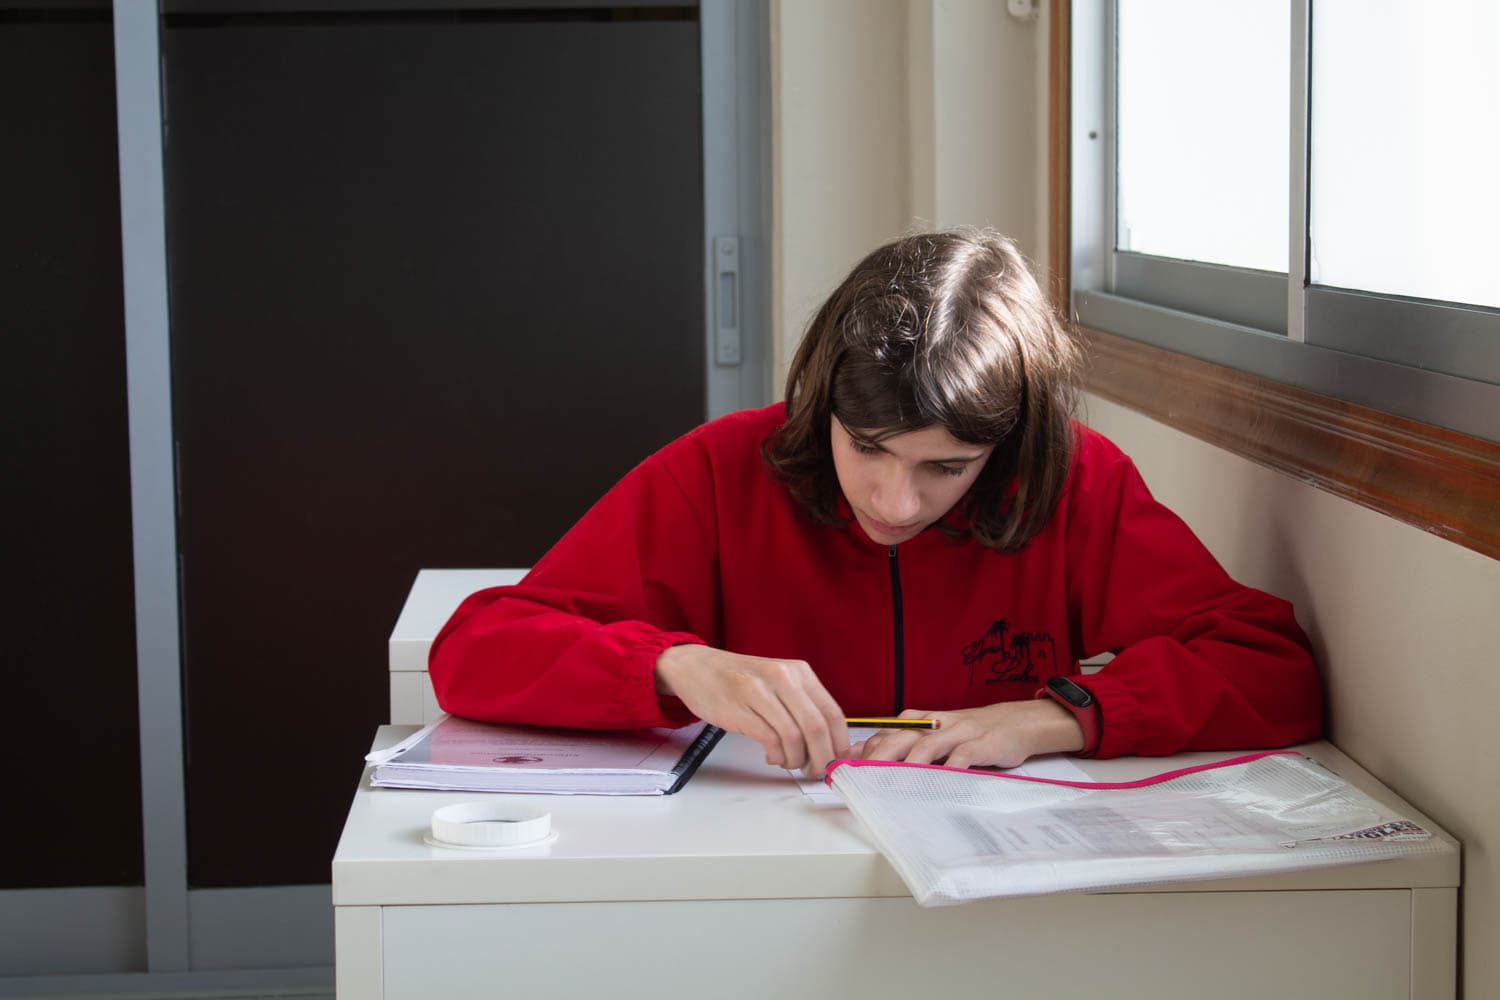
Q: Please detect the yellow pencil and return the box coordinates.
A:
[845,717,940,730]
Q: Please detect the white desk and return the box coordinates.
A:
[333,728,1459,1000]
[351,568,1459,998]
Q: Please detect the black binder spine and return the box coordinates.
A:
[665,725,727,794]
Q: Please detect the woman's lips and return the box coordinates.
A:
[866,516,920,537]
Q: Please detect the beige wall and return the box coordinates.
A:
[929,1,1038,240]
[771,6,1496,997]
[1084,395,1499,1000]
[772,0,910,388]
[771,0,1042,388]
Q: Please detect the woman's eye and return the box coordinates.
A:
[934,464,966,477]
[851,441,881,456]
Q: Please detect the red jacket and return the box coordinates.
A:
[431,404,1322,757]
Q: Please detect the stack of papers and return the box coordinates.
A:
[366,714,723,795]
[829,750,1444,905]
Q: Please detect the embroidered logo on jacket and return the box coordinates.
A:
[962,620,1057,686]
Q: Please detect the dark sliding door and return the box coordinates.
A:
[162,5,704,886]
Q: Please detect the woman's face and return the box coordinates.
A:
[830,416,994,546]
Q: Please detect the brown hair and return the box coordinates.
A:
[762,229,1082,552]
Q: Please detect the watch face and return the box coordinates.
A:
[1048,676,1094,708]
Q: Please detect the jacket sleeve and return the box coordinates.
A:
[1063,442,1323,757]
[428,446,720,730]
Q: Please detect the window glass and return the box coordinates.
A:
[1310,0,1500,308]
[1117,0,1289,272]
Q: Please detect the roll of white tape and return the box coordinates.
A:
[428,801,554,849]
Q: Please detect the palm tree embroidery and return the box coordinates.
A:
[962,619,1056,685]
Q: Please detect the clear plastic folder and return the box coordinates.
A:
[827,751,1445,906]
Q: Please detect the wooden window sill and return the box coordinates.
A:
[1080,326,1500,561]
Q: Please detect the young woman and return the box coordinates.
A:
[430,229,1322,776]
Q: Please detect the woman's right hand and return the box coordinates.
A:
[655,644,850,776]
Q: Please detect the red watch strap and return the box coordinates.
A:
[1035,684,1102,756]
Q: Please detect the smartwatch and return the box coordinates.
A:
[1036,675,1101,756]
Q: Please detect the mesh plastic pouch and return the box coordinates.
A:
[827,750,1446,906]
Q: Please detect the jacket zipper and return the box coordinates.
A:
[888,545,905,714]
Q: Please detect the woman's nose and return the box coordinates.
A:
[870,471,921,524]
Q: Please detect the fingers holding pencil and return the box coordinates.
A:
[855,700,1089,770]
[654,644,850,775]
[849,709,943,762]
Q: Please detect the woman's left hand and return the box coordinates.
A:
[854,699,1086,769]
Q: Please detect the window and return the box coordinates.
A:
[1116,1,1287,274]
[1070,0,1500,444]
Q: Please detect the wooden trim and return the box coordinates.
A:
[1083,328,1500,560]
[1050,1,1500,562]
[1047,0,1070,312]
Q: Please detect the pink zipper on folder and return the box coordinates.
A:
[824,749,1303,791]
